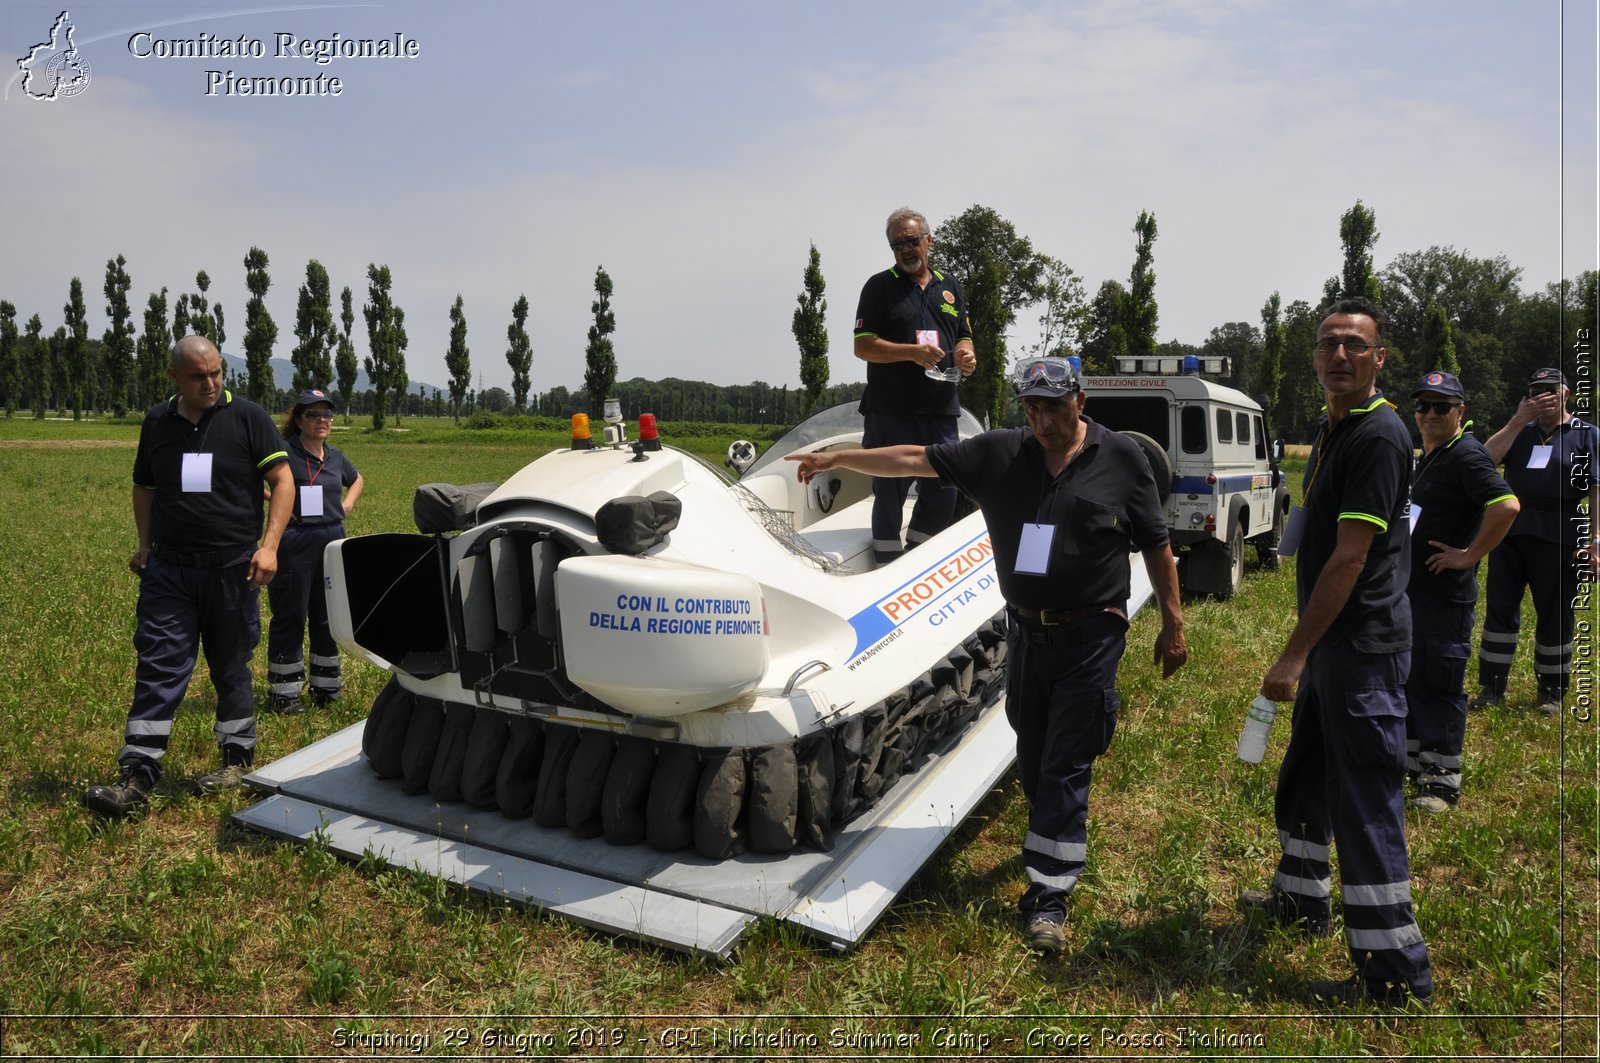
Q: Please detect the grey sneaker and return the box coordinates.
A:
[1468,690,1503,712]
[82,767,153,817]
[1409,794,1453,814]
[1024,915,1065,955]
[1537,696,1561,718]
[195,763,249,794]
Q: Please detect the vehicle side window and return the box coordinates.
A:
[1216,408,1232,444]
[1181,406,1206,453]
[1254,416,1268,460]
[1236,412,1250,443]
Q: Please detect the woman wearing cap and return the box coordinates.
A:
[265,389,364,714]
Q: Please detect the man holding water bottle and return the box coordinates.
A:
[1241,297,1434,1008]
[853,207,978,563]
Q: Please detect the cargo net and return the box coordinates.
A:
[359,612,1009,859]
[725,480,844,572]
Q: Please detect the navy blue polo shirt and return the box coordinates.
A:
[1298,394,1411,653]
[854,266,973,417]
[926,418,1168,612]
[1500,416,1596,549]
[1409,426,1515,605]
[285,434,358,525]
[132,391,288,553]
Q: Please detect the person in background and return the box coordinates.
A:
[265,389,363,714]
[1476,367,1597,716]
[1403,371,1517,812]
[83,335,291,816]
[788,356,1186,955]
[852,206,978,563]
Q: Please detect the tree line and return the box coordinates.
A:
[0,204,1591,440]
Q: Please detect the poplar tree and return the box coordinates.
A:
[390,310,408,426]
[243,247,277,404]
[1322,199,1383,306]
[0,302,17,417]
[791,243,829,414]
[137,288,170,409]
[362,264,407,430]
[63,277,88,420]
[189,271,215,340]
[172,293,190,340]
[291,259,335,391]
[584,266,617,415]
[1126,211,1159,359]
[1418,303,1459,375]
[335,286,358,421]
[25,314,46,417]
[506,295,531,412]
[1254,292,1285,419]
[101,255,135,416]
[443,295,470,423]
[967,248,1010,428]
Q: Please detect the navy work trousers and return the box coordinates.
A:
[121,553,259,782]
[267,522,344,702]
[1004,610,1125,920]
[862,412,958,561]
[1405,593,1473,805]
[1480,535,1577,699]
[1273,639,1432,993]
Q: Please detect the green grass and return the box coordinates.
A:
[0,414,1593,1059]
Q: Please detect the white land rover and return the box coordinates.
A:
[1083,356,1291,599]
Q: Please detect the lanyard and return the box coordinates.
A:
[306,456,326,485]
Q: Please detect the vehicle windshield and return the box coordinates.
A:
[743,401,985,479]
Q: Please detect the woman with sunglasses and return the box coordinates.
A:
[265,388,364,714]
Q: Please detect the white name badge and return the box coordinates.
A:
[1527,445,1553,470]
[1408,503,1422,533]
[916,329,939,347]
[180,452,212,493]
[1277,504,1308,557]
[299,484,324,518]
[1015,522,1054,575]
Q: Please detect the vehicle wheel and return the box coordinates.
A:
[1219,520,1245,600]
[1256,497,1284,570]
[1119,430,1173,503]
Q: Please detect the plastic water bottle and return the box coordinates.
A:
[1236,696,1278,763]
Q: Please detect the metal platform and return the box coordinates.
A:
[235,699,1016,959]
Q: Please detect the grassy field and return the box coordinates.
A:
[0,414,1593,1059]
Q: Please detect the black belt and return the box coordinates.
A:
[1520,497,1577,513]
[1010,604,1126,627]
[152,545,250,568]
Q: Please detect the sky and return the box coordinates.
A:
[3,0,1596,397]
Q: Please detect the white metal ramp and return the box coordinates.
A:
[235,698,1016,959]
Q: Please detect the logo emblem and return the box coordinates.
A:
[1425,372,1443,386]
[18,11,91,101]
[942,290,956,304]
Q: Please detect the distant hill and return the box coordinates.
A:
[220,352,438,396]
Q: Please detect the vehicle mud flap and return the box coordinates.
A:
[400,696,446,796]
[532,725,582,828]
[796,732,836,851]
[460,708,509,809]
[362,677,415,779]
[747,743,799,854]
[602,736,656,845]
[694,748,747,860]
[565,729,615,838]
[495,717,544,819]
[856,694,899,809]
[646,743,701,851]
[428,702,477,802]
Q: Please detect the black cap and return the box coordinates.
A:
[1528,367,1568,389]
[1411,371,1465,401]
[295,388,334,409]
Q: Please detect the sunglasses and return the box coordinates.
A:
[300,410,335,422]
[1413,401,1460,416]
[888,234,926,251]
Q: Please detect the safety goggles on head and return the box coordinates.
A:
[1012,357,1081,398]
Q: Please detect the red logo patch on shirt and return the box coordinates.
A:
[855,318,863,329]
[942,291,955,304]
